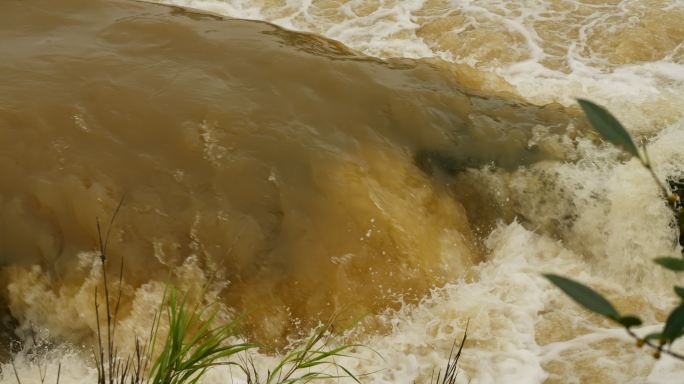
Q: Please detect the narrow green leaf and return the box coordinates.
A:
[544,274,620,319]
[663,304,684,342]
[617,315,642,328]
[577,99,641,159]
[675,286,684,300]
[664,304,684,342]
[654,257,684,271]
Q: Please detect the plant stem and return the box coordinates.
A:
[641,146,676,208]
[626,328,684,361]
[645,163,674,205]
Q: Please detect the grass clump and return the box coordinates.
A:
[85,199,366,384]
[237,323,366,384]
[429,329,467,384]
[89,197,256,384]
[148,289,255,384]
[93,283,259,384]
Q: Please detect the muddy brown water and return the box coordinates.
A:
[0,0,583,346]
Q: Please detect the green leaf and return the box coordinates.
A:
[675,286,684,300]
[544,274,620,319]
[577,99,641,159]
[618,315,643,328]
[644,332,664,342]
[663,304,684,342]
[654,257,684,271]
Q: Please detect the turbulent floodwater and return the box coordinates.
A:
[1,0,684,383]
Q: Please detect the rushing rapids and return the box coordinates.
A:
[1,0,684,383]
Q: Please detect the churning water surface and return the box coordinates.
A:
[1,0,684,383]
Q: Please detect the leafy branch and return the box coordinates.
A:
[545,99,684,361]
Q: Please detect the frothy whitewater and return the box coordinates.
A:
[2,0,684,383]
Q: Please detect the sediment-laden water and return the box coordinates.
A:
[1,0,683,383]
